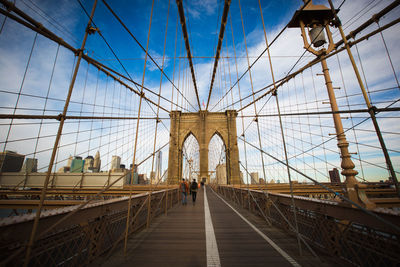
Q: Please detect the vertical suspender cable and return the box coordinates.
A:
[170,15,179,111]
[22,1,98,265]
[229,13,248,197]
[149,0,170,226]
[124,0,154,255]
[3,33,37,153]
[257,0,302,255]
[237,0,268,195]
[327,0,399,197]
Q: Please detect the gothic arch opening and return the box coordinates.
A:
[181,133,199,183]
[168,111,240,184]
[208,132,226,184]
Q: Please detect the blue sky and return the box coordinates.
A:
[0,0,399,183]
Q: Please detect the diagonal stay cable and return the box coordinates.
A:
[205,0,231,110]
[101,0,197,111]
[0,0,176,114]
[77,0,188,113]
[76,0,135,86]
[230,0,400,113]
[210,0,312,111]
[239,136,400,234]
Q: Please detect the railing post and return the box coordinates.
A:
[165,189,168,215]
[146,192,152,228]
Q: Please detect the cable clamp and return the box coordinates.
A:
[3,1,15,12]
[348,31,355,40]
[75,49,83,56]
[86,26,99,35]
[369,105,378,115]
[56,113,65,121]
[371,14,380,24]
[331,17,341,28]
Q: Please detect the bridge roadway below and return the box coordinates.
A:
[97,186,332,267]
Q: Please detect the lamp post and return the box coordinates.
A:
[288,1,375,208]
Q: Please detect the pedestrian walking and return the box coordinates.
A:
[180,179,189,205]
[190,179,198,205]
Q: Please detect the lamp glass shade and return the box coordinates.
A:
[309,26,326,47]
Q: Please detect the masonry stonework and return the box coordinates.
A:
[167,110,240,184]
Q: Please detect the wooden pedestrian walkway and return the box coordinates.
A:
[98,186,332,267]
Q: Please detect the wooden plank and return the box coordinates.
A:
[101,191,206,267]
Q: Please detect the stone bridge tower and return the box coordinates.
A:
[167,110,240,184]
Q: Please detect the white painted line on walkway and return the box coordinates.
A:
[211,188,302,267]
[204,187,221,267]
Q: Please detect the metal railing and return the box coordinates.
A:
[0,188,179,266]
[215,185,400,266]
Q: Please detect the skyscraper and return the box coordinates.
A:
[250,172,259,184]
[67,155,73,168]
[111,156,121,170]
[0,151,25,172]
[154,151,162,184]
[329,168,341,183]
[70,156,84,173]
[93,151,101,172]
[83,156,94,172]
[22,158,38,173]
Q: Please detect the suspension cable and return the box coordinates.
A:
[205,0,231,110]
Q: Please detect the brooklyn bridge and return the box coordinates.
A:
[0,0,399,266]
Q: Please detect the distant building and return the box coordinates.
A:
[67,156,73,168]
[329,168,341,183]
[21,158,38,173]
[0,151,25,172]
[259,178,266,184]
[83,156,94,172]
[150,171,156,183]
[154,151,162,184]
[57,166,70,173]
[111,164,127,174]
[216,163,227,184]
[250,172,259,184]
[70,156,84,173]
[132,164,138,173]
[93,151,101,172]
[111,156,121,170]
[138,173,148,184]
[131,172,139,184]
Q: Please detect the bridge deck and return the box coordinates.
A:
[98,186,331,267]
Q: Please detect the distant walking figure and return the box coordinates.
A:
[180,179,189,205]
[190,179,198,205]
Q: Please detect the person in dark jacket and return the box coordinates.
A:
[190,179,198,205]
[180,179,189,205]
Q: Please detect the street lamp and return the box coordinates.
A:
[288,1,375,209]
[288,0,336,55]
